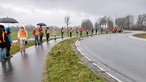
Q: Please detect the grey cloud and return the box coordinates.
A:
[0,0,146,26]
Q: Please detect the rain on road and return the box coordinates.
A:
[78,33,146,82]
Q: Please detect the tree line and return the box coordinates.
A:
[80,14,146,31]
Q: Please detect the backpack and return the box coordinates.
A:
[0,28,6,48]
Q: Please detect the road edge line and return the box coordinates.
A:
[128,33,146,42]
[75,40,122,82]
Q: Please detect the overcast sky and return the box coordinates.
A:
[0,0,146,27]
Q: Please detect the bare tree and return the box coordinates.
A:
[81,19,93,30]
[115,15,134,30]
[99,16,107,27]
[106,17,114,29]
[115,18,125,28]
[125,15,134,30]
[65,16,71,37]
[137,14,146,31]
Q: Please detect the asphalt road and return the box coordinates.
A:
[0,39,63,82]
[78,32,146,82]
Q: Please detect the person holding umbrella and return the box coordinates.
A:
[39,25,44,44]
[37,23,46,44]
[0,25,8,61]
[18,26,27,53]
[5,27,13,59]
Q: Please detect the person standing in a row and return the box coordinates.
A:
[91,27,94,37]
[39,26,44,44]
[70,27,73,38]
[18,26,27,53]
[76,28,79,37]
[45,27,50,43]
[0,25,8,61]
[33,27,39,45]
[86,28,89,37]
[5,27,13,58]
[61,27,64,39]
[79,27,82,37]
[53,28,57,41]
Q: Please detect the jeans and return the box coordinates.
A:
[46,34,50,42]
[20,39,26,52]
[80,32,82,37]
[35,36,39,45]
[70,32,72,37]
[40,35,43,43]
[0,48,7,60]
[6,46,11,57]
[61,33,64,39]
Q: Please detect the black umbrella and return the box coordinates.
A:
[0,17,18,23]
[37,23,47,26]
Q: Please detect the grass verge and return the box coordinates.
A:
[134,33,146,39]
[43,38,104,82]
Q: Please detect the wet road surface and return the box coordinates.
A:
[0,39,63,82]
[78,32,146,82]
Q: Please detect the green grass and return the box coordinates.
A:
[43,38,104,82]
[11,32,33,40]
[134,33,146,39]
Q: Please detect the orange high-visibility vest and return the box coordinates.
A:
[0,31,5,43]
[19,29,27,38]
[122,28,124,30]
[79,28,82,32]
[34,28,39,36]
[46,29,50,34]
[70,28,73,32]
[76,28,79,32]
[39,27,43,32]
[112,28,115,31]
[61,29,64,33]
[54,30,57,34]
[86,29,88,32]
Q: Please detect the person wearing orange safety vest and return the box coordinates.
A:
[33,27,39,45]
[86,28,89,37]
[76,28,79,37]
[70,27,73,37]
[39,26,44,44]
[121,27,124,32]
[53,28,57,41]
[45,27,50,42]
[91,27,94,37]
[18,26,27,53]
[112,28,115,33]
[61,27,64,39]
[79,27,82,37]
[0,25,9,61]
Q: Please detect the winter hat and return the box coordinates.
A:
[5,27,11,32]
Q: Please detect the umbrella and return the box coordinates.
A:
[37,23,47,26]
[0,17,18,23]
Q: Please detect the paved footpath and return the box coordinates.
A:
[0,39,64,82]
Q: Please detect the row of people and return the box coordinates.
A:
[33,26,97,44]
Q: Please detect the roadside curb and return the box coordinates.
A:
[74,39,122,82]
[128,33,146,42]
